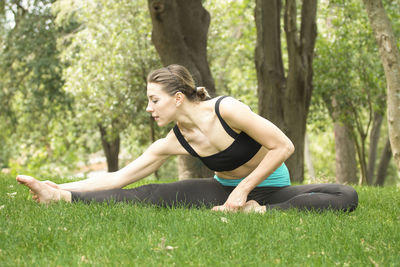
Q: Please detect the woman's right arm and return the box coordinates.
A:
[58,131,183,192]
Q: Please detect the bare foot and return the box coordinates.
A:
[16,175,71,204]
[242,200,266,214]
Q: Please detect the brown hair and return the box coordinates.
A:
[147,64,210,101]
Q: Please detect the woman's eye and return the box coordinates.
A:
[152,100,158,104]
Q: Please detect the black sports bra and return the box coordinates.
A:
[173,96,262,172]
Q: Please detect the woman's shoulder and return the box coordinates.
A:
[217,96,252,117]
[215,96,259,133]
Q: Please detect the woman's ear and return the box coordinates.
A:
[175,91,184,107]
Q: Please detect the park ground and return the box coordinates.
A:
[0,174,399,266]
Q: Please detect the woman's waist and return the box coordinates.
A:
[215,169,253,180]
[215,159,264,179]
[214,163,291,187]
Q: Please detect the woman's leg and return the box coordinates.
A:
[254,184,358,212]
[71,178,229,208]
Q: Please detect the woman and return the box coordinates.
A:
[17,64,358,213]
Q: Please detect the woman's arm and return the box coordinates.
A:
[215,97,294,210]
[59,131,184,192]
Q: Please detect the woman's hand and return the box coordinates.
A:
[212,187,248,212]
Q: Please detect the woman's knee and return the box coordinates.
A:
[337,184,358,212]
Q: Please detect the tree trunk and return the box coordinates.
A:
[99,124,120,172]
[149,115,159,179]
[334,121,359,184]
[304,133,315,181]
[255,0,317,183]
[147,0,215,94]
[363,0,400,170]
[148,0,214,179]
[366,112,383,184]
[375,137,392,186]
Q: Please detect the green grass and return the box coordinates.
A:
[1,174,399,266]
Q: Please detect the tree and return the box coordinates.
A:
[254,0,317,182]
[312,0,389,185]
[56,0,160,172]
[333,120,358,184]
[0,0,72,174]
[375,137,392,186]
[205,0,257,109]
[367,112,384,184]
[147,0,215,179]
[363,0,400,170]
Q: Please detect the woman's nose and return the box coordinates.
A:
[146,102,153,112]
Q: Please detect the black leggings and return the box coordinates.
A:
[71,178,358,212]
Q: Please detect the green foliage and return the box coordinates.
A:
[205,0,258,110]
[53,0,177,178]
[312,0,400,126]
[55,0,161,142]
[313,0,386,124]
[0,0,167,177]
[0,0,74,172]
[1,175,399,266]
[383,0,400,40]
[309,0,400,181]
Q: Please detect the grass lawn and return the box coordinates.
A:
[1,174,399,266]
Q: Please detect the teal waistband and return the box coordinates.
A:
[214,163,291,187]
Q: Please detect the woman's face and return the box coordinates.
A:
[146,82,177,126]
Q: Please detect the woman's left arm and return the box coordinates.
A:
[213,98,295,211]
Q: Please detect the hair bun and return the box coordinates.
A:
[196,87,211,101]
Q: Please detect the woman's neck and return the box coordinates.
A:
[175,100,213,130]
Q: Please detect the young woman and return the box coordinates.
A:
[17,64,358,213]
